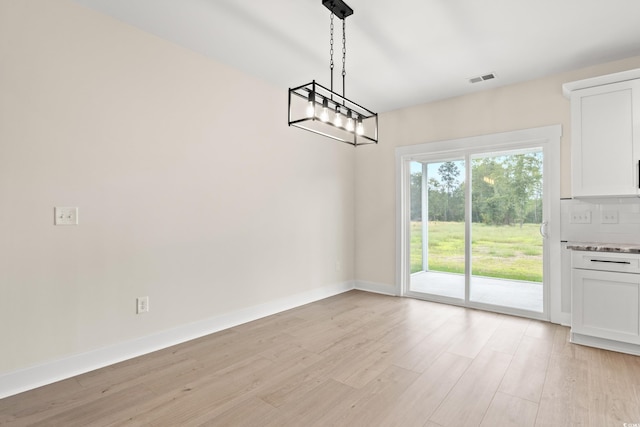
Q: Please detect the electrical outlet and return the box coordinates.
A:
[54,207,78,225]
[602,211,619,224]
[570,210,592,224]
[136,296,149,314]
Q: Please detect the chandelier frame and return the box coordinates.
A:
[288,0,378,146]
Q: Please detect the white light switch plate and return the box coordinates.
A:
[54,207,78,225]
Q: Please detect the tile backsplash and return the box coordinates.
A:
[561,198,640,244]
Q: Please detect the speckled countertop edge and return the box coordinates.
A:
[566,242,640,253]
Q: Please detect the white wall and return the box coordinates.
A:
[0,0,355,379]
[354,55,640,290]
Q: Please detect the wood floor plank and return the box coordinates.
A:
[622,353,640,403]
[552,331,597,361]
[146,343,327,425]
[0,376,84,425]
[308,322,380,359]
[445,311,504,359]
[194,397,278,427]
[394,318,473,373]
[485,316,530,355]
[586,349,640,426]
[256,335,391,408]
[27,384,158,427]
[498,335,553,402]
[393,299,462,334]
[2,291,640,426]
[130,355,277,425]
[262,378,356,427]
[379,351,473,426]
[535,354,590,426]
[322,365,421,427]
[429,348,513,426]
[330,324,430,388]
[479,391,538,427]
[524,319,558,341]
[255,360,329,408]
[550,324,573,356]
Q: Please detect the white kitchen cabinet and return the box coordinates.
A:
[572,269,640,344]
[564,69,640,197]
[571,251,640,348]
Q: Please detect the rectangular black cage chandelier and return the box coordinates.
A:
[288,0,378,146]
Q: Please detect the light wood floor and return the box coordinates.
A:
[1,290,640,426]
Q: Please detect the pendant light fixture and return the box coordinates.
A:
[288,0,378,146]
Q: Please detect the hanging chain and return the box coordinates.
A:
[342,18,346,100]
[329,13,334,93]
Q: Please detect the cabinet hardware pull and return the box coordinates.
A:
[638,159,640,189]
[590,259,631,264]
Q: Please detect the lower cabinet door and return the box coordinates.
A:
[572,269,640,344]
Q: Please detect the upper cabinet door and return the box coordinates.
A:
[568,78,640,198]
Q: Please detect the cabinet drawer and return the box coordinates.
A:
[572,251,640,274]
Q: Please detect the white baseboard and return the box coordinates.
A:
[354,280,398,296]
[0,281,355,399]
[570,332,640,356]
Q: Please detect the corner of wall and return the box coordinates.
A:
[354,280,399,296]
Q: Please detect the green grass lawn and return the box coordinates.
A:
[411,221,543,282]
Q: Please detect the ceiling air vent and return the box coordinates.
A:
[469,73,496,84]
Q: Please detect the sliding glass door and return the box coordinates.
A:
[400,127,560,320]
[409,158,466,301]
[469,149,544,313]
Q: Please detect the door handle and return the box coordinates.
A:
[539,221,549,239]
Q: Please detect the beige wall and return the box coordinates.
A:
[354,55,640,288]
[0,0,355,374]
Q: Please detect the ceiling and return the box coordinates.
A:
[72,0,640,113]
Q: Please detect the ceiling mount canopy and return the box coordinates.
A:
[322,0,353,20]
[288,0,378,146]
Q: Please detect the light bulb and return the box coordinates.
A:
[306,92,315,118]
[320,98,329,122]
[346,110,354,132]
[356,116,364,135]
[334,106,343,127]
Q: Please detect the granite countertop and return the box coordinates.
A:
[566,242,640,253]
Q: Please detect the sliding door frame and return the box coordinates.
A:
[395,125,562,321]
